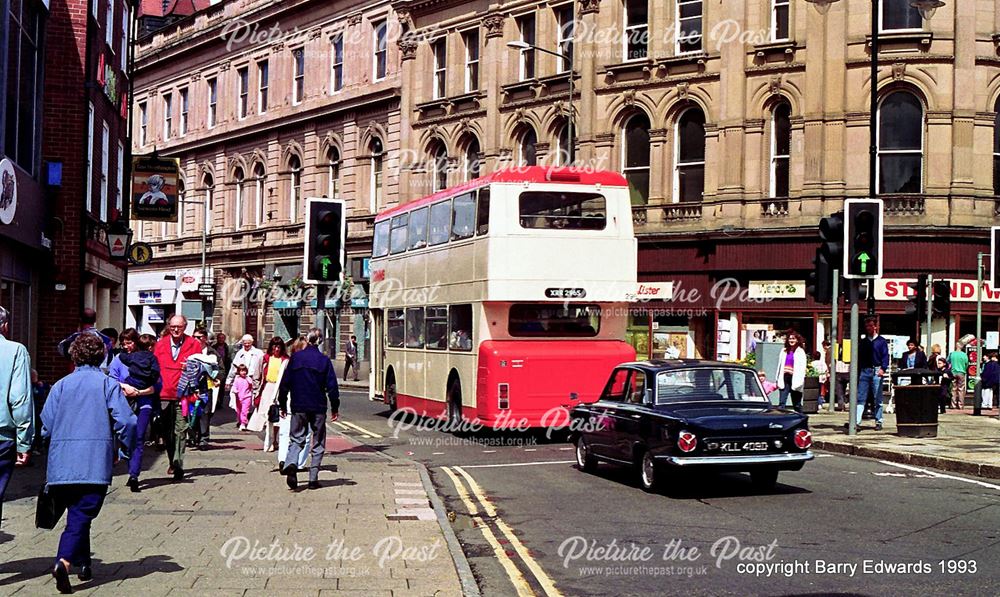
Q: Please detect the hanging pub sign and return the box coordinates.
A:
[131,154,180,222]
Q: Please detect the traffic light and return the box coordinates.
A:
[303,198,345,284]
[905,274,928,321]
[992,227,1000,289]
[844,199,884,279]
[932,280,951,318]
[807,248,832,303]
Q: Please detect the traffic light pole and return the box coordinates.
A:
[926,275,933,353]
[316,283,328,356]
[975,253,985,416]
[829,270,840,413]
[848,280,860,436]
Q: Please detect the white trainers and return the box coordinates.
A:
[239,424,247,431]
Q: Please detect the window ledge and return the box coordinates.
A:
[501,79,541,96]
[865,31,933,48]
[752,40,797,59]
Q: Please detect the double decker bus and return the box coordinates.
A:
[368,167,637,428]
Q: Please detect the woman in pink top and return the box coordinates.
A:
[230,364,253,430]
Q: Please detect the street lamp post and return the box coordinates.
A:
[806,0,944,434]
[506,41,575,165]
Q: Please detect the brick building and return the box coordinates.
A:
[128,0,402,360]
[1,0,131,381]
[394,0,1000,361]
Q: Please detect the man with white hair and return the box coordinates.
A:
[0,305,34,529]
[152,315,202,479]
[226,334,264,419]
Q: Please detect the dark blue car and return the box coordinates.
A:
[571,360,814,492]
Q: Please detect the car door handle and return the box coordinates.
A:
[630,414,642,419]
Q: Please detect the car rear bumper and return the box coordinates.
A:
[658,451,814,468]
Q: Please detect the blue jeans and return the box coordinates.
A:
[855,367,884,424]
[128,397,155,479]
[52,484,108,567]
[0,440,14,528]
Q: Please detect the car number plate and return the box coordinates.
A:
[719,441,769,452]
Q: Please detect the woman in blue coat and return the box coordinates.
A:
[42,334,136,593]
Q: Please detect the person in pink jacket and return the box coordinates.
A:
[230,365,253,431]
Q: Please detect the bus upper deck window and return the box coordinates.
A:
[390,214,409,254]
[373,220,390,257]
[518,192,606,230]
[408,207,429,250]
[429,200,451,245]
[452,193,475,241]
[476,188,489,235]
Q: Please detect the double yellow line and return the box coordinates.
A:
[441,466,562,597]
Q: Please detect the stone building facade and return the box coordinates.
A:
[128,0,403,358]
[394,0,1000,360]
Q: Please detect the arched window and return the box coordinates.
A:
[555,121,572,166]
[622,113,650,205]
[370,137,384,212]
[517,126,537,167]
[430,141,448,192]
[253,162,266,226]
[287,155,301,222]
[233,166,245,228]
[877,91,923,194]
[463,136,481,181]
[203,172,214,233]
[328,147,340,198]
[675,108,706,203]
[770,102,791,198]
[993,98,1000,196]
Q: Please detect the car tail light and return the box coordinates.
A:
[498,383,509,410]
[677,430,697,453]
[794,429,812,450]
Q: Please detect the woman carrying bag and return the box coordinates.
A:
[774,332,808,413]
[41,334,136,593]
[248,337,289,450]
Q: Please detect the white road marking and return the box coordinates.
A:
[483,450,497,453]
[459,460,576,470]
[339,420,383,438]
[878,461,1000,491]
[524,449,537,452]
[815,454,833,458]
[454,466,563,597]
[332,421,349,430]
[432,452,445,455]
[558,447,573,451]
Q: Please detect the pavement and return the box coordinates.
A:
[809,406,1000,480]
[0,408,473,596]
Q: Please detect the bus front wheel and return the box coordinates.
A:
[447,379,463,430]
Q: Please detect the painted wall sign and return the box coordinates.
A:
[626,282,674,302]
[877,278,1000,303]
[748,280,806,300]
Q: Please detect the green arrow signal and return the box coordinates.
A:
[320,256,332,279]
[857,252,870,274]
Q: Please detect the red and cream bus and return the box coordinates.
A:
[368,167,637,428]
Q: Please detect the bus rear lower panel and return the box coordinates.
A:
[475,340,636,428]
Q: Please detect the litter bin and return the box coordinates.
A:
[892,369,942,438]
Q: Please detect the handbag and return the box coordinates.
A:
[35,485,66,530]
[267,403,280,423]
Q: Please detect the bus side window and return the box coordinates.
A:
[429,200,451,245]
[452,193,475,240]
[390,214,409,254]
[449,304,473,351]
[476,188,489,235]
[387,309,405,347]
[405,308,425,348]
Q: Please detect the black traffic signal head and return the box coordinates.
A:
[819,212,844,270]
[905,274,928,318]
[844,199,883,278]
[932,280,951,317]
[304,199,345,284]
[807,248,832,304]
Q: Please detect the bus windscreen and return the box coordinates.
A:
[518,192,606,230]
[508,304,601,337]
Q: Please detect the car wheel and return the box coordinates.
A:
[385,382,397,412]
[575,436,597,473]
[638,451,660,493]
[750,468,779,491]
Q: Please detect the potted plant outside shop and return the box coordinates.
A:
[801,362,821,414]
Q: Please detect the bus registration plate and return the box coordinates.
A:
[545,288,587,299]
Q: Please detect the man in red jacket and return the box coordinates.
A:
[153,315,202,479]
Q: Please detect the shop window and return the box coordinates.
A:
[449,304,473,350]
[408,207,429,250]
[429,200,451,245]
[387,309,404,347]
[405,308,424,348]
[425,306,448,350]
[452,193,476,240]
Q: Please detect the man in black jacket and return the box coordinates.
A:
[278,328,340,490]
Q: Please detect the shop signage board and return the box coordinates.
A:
[138,290,162,304]
[748,280,805,300]
[0,158,18,225]
[626,282,674,302]
[131,155,181,222]
[876,278,1000,303]
[198,283,214,298]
